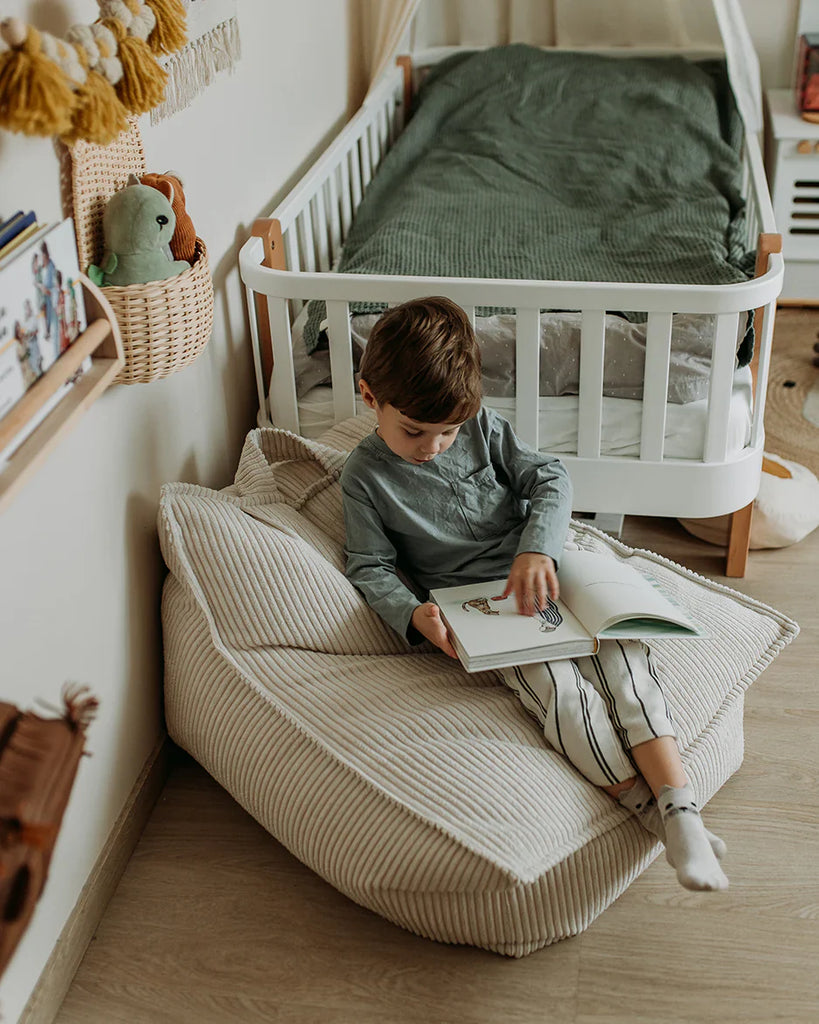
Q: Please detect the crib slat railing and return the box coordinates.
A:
[266,295,300,434]
[349,144,364,211]
[372,111,384,167]
[310,190,331,273]
[639,312,673,461]
[325,173,342,267]
[284,224,299,274]
[377,103,390,154]
[577,310,606,459]
[745,129,776,240]
[297,206,317,274]
[245,283,270,423]
[338,158,354,240]
[743,168,762,254]
[745,179,760,253]
[515,308,541,449]
[740,145,753,250]
[360,131,373,192]
[750,296,777,449]
[387,98,398,147]
[283,230,303,318]
[703,312,741,463]
[326,300,357,424]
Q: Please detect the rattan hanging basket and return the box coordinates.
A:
[60,119,214,384]
[99,238,214,384]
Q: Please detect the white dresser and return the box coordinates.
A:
[767,87,819,303]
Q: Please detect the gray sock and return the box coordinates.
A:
[617,777,665,841]
[658,784,729,891]
[618,778,727,860]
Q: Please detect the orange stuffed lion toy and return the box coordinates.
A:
[139,170,197,263]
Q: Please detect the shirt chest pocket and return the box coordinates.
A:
[457,465,516,540]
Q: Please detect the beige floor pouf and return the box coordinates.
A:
[680,452,819,549]
[158,417,798,956]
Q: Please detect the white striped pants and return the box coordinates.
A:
[498,640,676,788]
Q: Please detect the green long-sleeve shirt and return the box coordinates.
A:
[341,406,572,640]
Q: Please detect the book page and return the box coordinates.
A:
[431,580,593,661]
[558,550,702,638]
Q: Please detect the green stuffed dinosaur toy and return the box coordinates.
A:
[88,174,191,287]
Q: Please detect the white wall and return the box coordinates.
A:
[0,3,358,1021]
[741,0,800,87]
[0,1,803,1020]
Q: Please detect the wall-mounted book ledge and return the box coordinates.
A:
[0,275,124,513]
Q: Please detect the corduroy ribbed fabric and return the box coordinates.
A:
[158,417,798,955]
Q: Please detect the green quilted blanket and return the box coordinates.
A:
[303,45,754,358]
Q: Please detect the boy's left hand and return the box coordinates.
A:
[502,553,559,616]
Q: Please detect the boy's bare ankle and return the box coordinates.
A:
[604,777,638,798]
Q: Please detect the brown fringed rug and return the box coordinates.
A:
[764,307,819,478]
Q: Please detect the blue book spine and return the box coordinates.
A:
[0,211,36,250]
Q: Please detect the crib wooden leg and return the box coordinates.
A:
[726,502,753,577]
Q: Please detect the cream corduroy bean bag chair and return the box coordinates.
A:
[158,415,798,957]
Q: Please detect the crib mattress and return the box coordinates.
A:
[294,367,754,459]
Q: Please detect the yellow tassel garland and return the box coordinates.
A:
[101,17,167,114]
[0,1,188,144]
[61,60,129,145]
[0,20,75,137]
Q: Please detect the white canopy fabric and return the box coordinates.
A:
[362,0,423,91]
[365,0,762,133]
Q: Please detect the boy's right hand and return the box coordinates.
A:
[411,603,459,659]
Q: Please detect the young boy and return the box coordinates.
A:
[341,296,728,892]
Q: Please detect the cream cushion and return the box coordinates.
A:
[158,416,798,957]
[680,452,819,549]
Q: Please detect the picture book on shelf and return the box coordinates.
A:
[0,219,87,421]
[430,549,707,673]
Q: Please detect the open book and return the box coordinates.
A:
[429,549,706,673]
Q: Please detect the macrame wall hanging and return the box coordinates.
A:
[151,0,240,125]
[0,0,239,145]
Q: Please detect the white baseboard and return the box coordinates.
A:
[20,734,171,1024]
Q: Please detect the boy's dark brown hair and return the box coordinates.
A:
[359,296,482,422]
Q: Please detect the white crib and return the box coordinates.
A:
[238,42,783,578]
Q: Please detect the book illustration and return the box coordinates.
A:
[0,220,86,419]
[462,596,500,616]
[461,593,564,632]
[535,597,563,632]
[14,300,44,388]
[33,242,61,360]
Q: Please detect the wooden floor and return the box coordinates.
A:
[52,511,818,1024]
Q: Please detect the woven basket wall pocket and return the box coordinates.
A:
[60,119,214,384]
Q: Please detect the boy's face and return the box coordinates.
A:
[359,379,462,465]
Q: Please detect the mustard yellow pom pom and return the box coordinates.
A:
[61,67,129,145]
[0,23,75,137]
[144,0,187,55]
[101,17,167,114]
